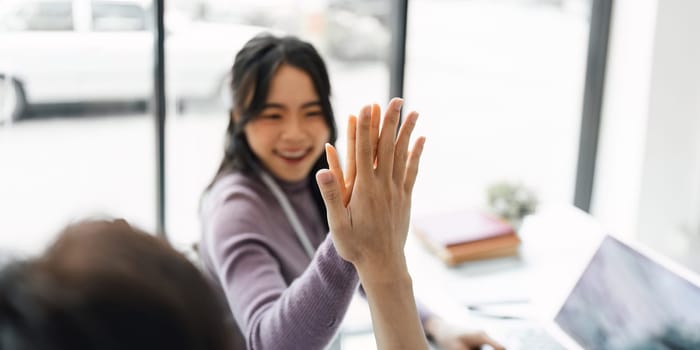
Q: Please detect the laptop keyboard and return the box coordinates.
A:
[499,327,567,350]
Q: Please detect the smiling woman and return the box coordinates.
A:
[204,34,337,191]
[197,34,353,350]
[241,65,331,182]
[196,33,505,350]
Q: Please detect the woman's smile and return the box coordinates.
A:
[274,148,312,164]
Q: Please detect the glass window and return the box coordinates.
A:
[6,0,74,31]
[92,1,149,31]
[405,0,592,217]
[0,0,155,255]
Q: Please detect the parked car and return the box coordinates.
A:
[0,0,268,122]
[194,0,390,63]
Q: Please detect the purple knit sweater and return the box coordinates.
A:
[199,172,430,350]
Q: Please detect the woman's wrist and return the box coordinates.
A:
[355,256,411,285]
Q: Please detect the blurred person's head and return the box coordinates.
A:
[0,219,232,350]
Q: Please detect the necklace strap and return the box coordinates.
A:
[259,172,315,259]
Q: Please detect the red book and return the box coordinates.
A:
[413,210,521,266]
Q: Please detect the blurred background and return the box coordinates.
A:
[0,0,698,345]
[0,0,594,250]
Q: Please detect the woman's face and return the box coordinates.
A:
[243,64,330,182]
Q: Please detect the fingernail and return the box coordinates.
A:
[316,170,334,184]
[393,98,404,112]
[362,105,371,117]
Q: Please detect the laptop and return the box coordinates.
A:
[492,234,700,350]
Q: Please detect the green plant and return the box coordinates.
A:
[486,181,538,228]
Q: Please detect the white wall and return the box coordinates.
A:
[592,0,700,271]
[637,0,700,267]
[591,0,657,239]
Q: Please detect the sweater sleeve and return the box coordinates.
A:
[205,193,359,350]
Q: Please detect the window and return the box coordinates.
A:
[92,2,149,31]
[405,0,592,217]
[0,0,155,255]
[7,1,74,31]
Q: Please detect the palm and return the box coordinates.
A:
[322,100,423,266]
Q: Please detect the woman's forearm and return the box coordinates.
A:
[357,260,429,350]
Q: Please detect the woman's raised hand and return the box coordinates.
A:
[317,98,429,350]
[316,97,425,272]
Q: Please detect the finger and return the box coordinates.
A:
[345,115,357,205]
[369,103,381,164]
[375,98,403,176]
[474,334,506,350]
[392,110,418,184]
[315,169,347,229]
[403,136,426,194]
[356,106,373,180]
[325,144,347,206]
[345,181,355,207]
[460,331,504,349]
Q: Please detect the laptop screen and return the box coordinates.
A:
[553,236,700,350]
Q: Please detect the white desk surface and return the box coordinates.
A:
[406,205,606,328]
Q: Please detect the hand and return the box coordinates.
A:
[325,111,358,206]
[319,98,430,350]
[316,98,425,272]
[426,318,506,350]
[325,103,380,206]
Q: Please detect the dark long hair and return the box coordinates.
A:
[207,34,337,228]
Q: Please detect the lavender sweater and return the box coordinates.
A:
[200,172,430,350]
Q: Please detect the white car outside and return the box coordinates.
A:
[0,0,268,122]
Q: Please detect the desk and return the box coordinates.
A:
[405,205,605,344]
[339,205,605,349]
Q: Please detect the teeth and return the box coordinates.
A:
[278,149,308,158]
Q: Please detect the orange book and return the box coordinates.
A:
[413,210,521,266]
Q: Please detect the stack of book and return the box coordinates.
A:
[413,210,521,266]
